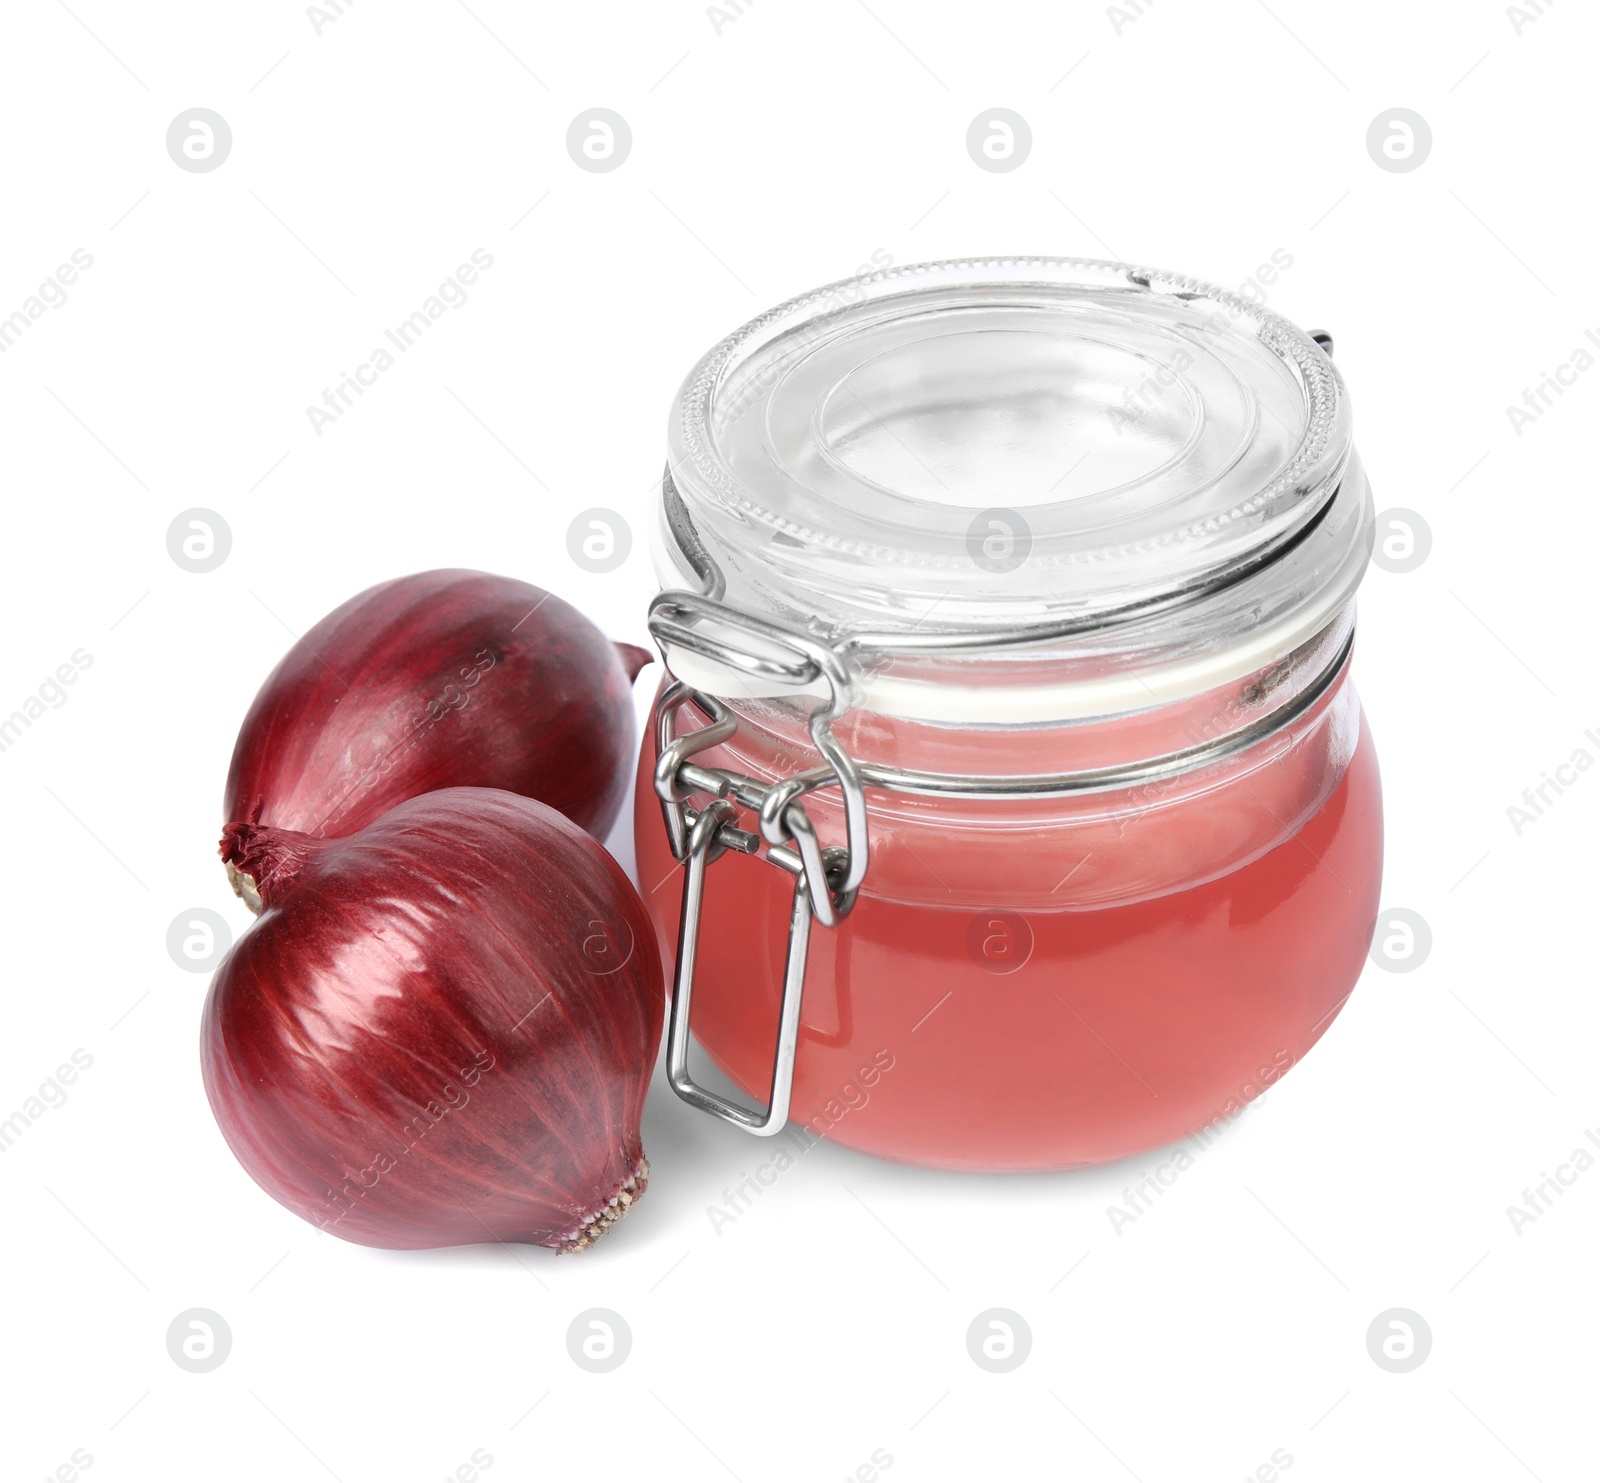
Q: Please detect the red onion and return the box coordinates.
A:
[222,569,649,911]
[201,787,662,1252]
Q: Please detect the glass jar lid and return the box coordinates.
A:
[657,257,1371,722]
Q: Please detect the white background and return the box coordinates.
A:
[2,1,1596,1479]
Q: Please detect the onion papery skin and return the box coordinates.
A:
[222,570,650,900]
[202,787,663,1252]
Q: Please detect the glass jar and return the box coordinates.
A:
[635,257,1381,1172]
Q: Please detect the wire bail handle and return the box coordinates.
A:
[648,591,869,1135]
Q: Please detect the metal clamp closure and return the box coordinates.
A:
[652,677,858,1135]
[649,592,869,896]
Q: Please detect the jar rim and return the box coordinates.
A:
[656,257,1371,723]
